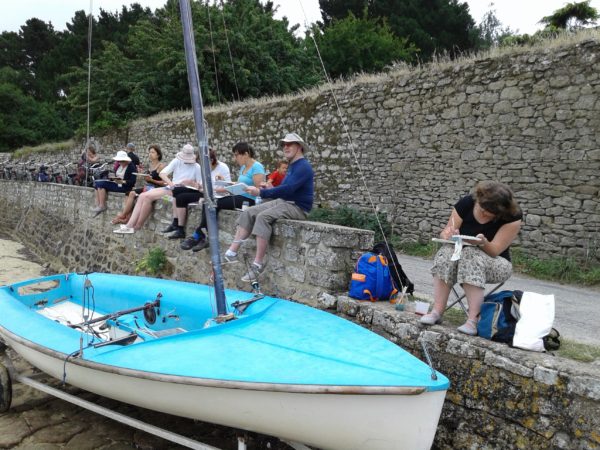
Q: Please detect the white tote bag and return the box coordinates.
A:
[513,291,555,352]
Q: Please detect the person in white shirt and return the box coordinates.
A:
[113,144,201,234]
[180,142,265,252]
[165,148,232,239]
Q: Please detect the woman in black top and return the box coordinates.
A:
[421,181,522,335]
[111,144,166,224]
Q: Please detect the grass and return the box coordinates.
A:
[13,140,75,158]
[555,339,600,362]
[511,248,600,286]
[308,206,391,242]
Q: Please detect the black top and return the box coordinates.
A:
[455,195,522,261]
[127,151,141,167]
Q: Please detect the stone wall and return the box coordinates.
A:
[317,294,600,450]
[1,180,599,449]
[2,35,600,263]
[0,180,371,305]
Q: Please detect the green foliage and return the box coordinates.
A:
[308,205,390,242]
[319,0,480,60]
[135,247,171,276]
[511,248,600,286]
[476,5,516,49]
[312,12,417,78]
[540,0,599,30]
[556,339,600,362]
[395,241,438,258]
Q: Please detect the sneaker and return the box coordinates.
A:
[113,226,134,234]
[180,236,200,250]
[241,263,265,282]
[167,228,185,239]
[93,206,107,217]
[457,319,478,336]
[192,239,209,252]
[420,310,443,325]
[222,252,238,264]
[162,223,177,233]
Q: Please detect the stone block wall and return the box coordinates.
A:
[2,35,600,262]
[1,180,599,449]
[321,295,600,450]
[0,180,372,305]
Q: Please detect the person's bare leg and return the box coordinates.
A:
[175,206,187,226]
[121,192,136,217]
[97,189,107,208]
[228,227,251,253]
[130,189,168,229]
[431,276,452,315]
[462,284,484,321]
[254,236,268,265]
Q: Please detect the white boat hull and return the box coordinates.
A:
[6,335,445,450]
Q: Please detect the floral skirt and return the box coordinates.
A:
[431,245,512,288]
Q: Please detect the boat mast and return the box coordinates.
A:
[179,0,227,316]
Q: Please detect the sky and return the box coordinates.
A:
[1,0,599,36]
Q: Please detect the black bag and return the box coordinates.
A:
[372,242,414,295]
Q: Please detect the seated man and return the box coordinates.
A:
[223,133,314,282]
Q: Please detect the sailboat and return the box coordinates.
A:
[0,1,449,449]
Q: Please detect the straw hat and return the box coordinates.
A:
[177,144,196,163]
[113,150,132,162]
[280,133,309,153]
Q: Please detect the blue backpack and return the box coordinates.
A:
[349,252,398,301]
[477,290,520,343]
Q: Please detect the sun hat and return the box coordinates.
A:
[113,150,132,162]
[177,144,197,163]
[280,133,309,153]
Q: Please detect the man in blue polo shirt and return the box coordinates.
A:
[223,132,314,282]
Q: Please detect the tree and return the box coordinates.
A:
[540,1,599,30]
[313,12,418,78]
[319,0,479,60]
[477,3,515,49]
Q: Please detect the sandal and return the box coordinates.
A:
[111,215,126,225]
[457,319,478,336]
[420,310,443,325]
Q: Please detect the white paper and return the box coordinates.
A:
[223,182,248,196]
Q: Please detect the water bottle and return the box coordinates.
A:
[255,196,262,205]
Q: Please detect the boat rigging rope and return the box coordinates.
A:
[218,0,240,101]
[205,0,221,103]
[297,0,408,297]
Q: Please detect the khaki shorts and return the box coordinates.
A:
[237,198,308,240]
[431,245,512,288]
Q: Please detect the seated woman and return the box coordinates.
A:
[165,148,232,239]
[92,150,136,216]
[180,141,265,251]
[113,144,201,234]
[420,181,522,335]
[111,144,166,225]
[75,143,100,186]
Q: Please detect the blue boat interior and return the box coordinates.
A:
[0,273,450,391]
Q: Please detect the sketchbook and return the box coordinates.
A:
[223,182,248,196]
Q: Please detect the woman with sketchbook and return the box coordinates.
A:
[91,150,137,216]
[180,141,265,251]
[164,148,232,239]
[111,144,167,225]
[420,181,522,335]
[113,144,201,234]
